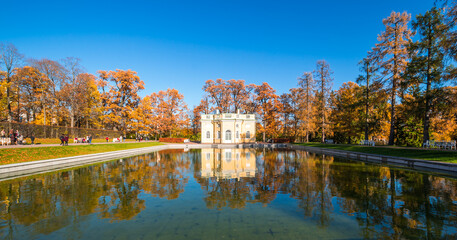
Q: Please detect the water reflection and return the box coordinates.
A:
[200,148,256,180]
[197,149,257,210]
[0,149,456,239]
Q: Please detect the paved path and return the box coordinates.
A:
[355,144,457,152]
[0,140,155,149]
[304,143,457,152]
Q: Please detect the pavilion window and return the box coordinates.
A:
[225,130,232,140]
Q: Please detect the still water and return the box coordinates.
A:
[0,148,456,239]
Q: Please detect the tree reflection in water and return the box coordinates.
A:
[0,148,455,239]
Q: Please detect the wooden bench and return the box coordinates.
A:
[435,141,456,150]
[359,140,375,146]
[422,140,435,148]
[424,140,456,150]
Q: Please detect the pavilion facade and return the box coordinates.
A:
[200,111,256,144]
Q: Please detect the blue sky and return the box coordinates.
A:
[1,0,435,107]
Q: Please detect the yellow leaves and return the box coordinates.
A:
[97,69,145,131]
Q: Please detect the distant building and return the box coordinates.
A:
[200,110,256,144]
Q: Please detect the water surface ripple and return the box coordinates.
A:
[0,148,456,239]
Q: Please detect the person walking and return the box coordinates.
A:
[30,134,35,145]
[105,136,109,142]
[64,134,69,146]
[18,134,24,145]
[60,134,65,146]
[1,129,5,144]
[9,130,14,145]
[14,130,19,145]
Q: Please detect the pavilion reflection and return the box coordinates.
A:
[200,148,256,180]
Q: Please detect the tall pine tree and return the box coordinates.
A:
[405,8,449,144]
[370,12,413,145]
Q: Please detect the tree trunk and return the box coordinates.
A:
[423,37,433,144]
[70,112,75,128]
[263,119,266,142]
[6,75,12,122]
[306,92,310,143]
[365,66,369,141]
[423,84,432,144]
[16,87,20,122]
[388,90,396,145]
[322,117,325,143]
[321,75,326,143]
[43,106,46,125]
[388,49,398,146]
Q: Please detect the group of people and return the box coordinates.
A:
[135,136,149,142]
[1,129,35,145]
[66,135,93,145]
[75,135,93,144]
[60,134,69,146]
[2,130,130,147]
[84,135,93,144]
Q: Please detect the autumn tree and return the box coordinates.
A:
[203,79,231,113]
[279,92,294,137]
[370,11,413,145]
[103,69,145,132]
[297,72,315,142]
[96,70,111,129]
[192,97,210,137]
[430,86,457,140]
[61,72,101,128]
[0,43,23,122]
[313,60,333,143]
[160,88,188,136]
[288,88,305,139]
[404,8,450,144]
[254,82,280,142]
[0,71,6,120]
[13,66,49,123]
[131,96,154,137]
[29,58,66,125]
[356,57,382,141]
[61,57,84,127]
[79,73,102,128]
[331,82,363,144]
[149,89,188,137]
[244,87,258,114]
[226,79,253,113]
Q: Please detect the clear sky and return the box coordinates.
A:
[1,0,435,108]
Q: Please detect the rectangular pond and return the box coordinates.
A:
[0,148,456,239]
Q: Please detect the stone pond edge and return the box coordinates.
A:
[0,143,456,180]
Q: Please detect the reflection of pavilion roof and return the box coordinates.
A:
[201,149,256,181]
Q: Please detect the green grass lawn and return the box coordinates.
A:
[296,143,457,163]
[0,142,164,165]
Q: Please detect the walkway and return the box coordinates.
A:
[0,140,156,149]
